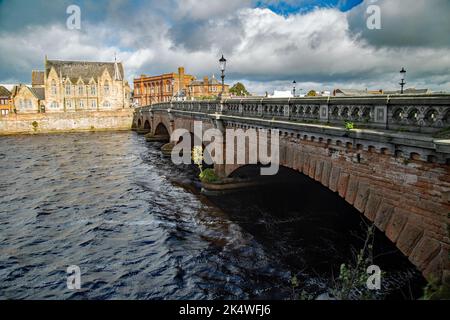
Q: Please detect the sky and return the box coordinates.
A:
[0,0,449,95]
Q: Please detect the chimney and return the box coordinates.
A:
[203,76,209,94]
[178,67,185,91]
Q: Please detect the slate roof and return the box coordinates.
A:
[189,75,221,86]
[0,85,11,97]
[45,59,124,83]
[32,71,45,86]
[30,87,45,100]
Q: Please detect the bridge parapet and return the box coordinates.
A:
[140,94,450,134]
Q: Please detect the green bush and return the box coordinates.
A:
[199,168,219,183]
[345,121,354,130]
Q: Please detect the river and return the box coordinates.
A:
[0,131,425,299]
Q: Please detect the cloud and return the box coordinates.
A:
[347,0,450,48]
[0,0,450,95]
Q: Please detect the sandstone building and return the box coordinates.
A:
[0,86,13,116]
[133,67,229,106]
[134,67,195,106]
[12,57,131,114]
[187,75,229,99]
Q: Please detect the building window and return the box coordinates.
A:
[103,101,111,108]
[91,100,97,109]
[51,101,58,109]
[104,81,110,95]
[78,85,83,96]
[79,100,84,109]
[66,100,71,109]
[90,85,96,96]
[65,84,71,95]
[51,80,57,95]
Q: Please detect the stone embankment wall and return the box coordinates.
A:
[0,110,134,135]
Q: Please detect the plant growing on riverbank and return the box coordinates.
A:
[329,224,383,300]
[32,121,38,132]
[192,146,219,183]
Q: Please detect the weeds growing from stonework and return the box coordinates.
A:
[192,146,219,183]
[329,224,382,300]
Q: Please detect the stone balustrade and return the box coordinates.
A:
[141,94,450,134]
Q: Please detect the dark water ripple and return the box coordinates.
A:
[0,132,424,300]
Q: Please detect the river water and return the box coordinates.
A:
[0,131,425,300]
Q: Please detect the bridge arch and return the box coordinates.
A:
[144,120,151,131]
[155,122,170,136]
[223,153,447,282]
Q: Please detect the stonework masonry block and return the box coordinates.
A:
[364,192,382,221]
[329,166,341,192]
[321,161,332,188]
[353,181,370,213]
[345,175,359,205]
[337,173,350,198]
[385,208,409,243]
[396,222,424,256]
[409,236,442,271]
[374,202,395,232]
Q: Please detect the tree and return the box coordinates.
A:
[307,90,317,97]
[229,82,250,96]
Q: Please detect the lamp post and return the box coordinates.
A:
[399,67,406,94]
[219,55,227,95]
[171,79,175,101]
[292,80,296,97]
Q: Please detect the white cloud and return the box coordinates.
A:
[1,0,450,95]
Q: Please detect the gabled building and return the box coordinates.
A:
[11,84,45,114]
[43,57,131,112]
[0,85,13,116]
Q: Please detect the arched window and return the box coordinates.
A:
[65,84,71,95]
[104,81,110,95]
[79,100,84,109]
[51,80,57,95]
[90,84,96,96]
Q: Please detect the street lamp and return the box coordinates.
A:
[219,55,227,95]
[399,67,406,94]
[292,80,296,97]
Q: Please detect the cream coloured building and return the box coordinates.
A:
[13,57,131,113]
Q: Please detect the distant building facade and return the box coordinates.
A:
[11,84,45,114]
[0,86,13,116]
[11,57,131,114]
[133,67,230,106]
[134,67,195,106]
[187,75,229,99]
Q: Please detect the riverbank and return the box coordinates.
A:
[0,109,134,135]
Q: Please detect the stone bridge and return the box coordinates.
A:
[133,94,450,283]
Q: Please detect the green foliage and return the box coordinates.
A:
[422,277,450,300]
[229,82,250,96]
[306,90,317,97]
[345,121,354,130]
[433,126,450,139]
[330,225,382,300]
[31,121,38,131]
[199,168,219,183]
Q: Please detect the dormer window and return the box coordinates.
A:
[90,84,96,95]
